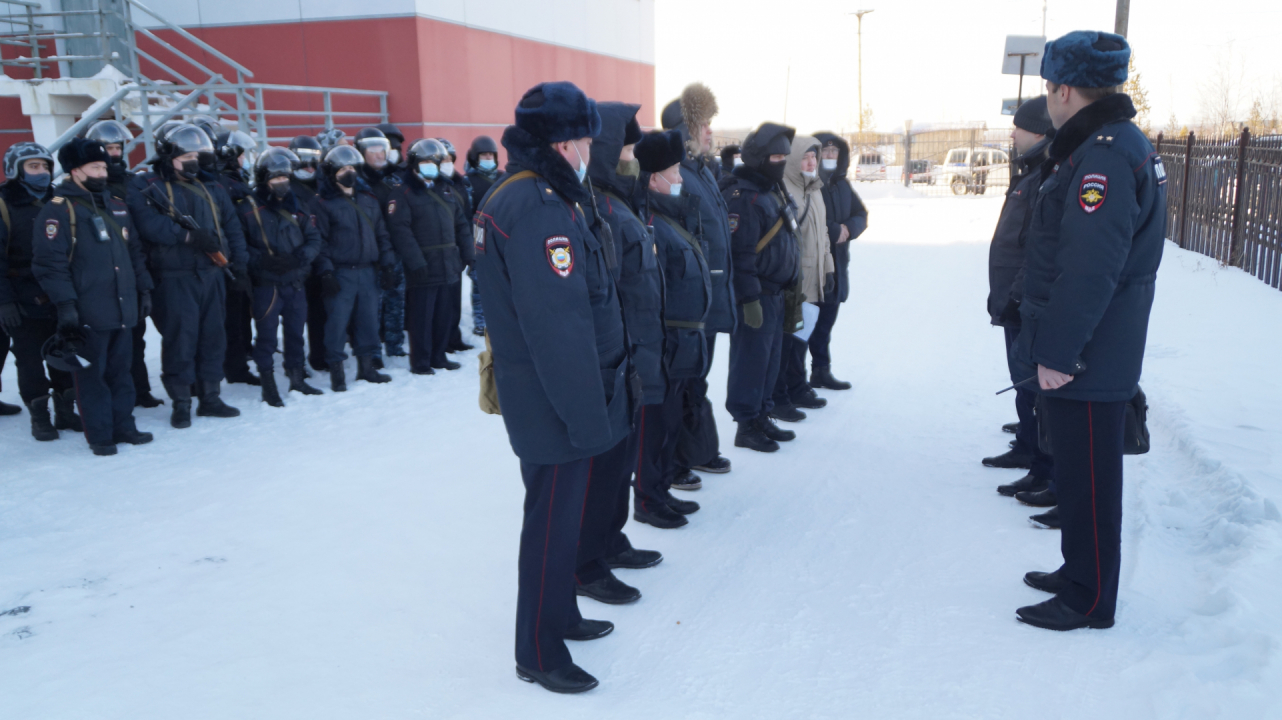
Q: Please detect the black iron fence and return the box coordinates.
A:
[1155,129,1282,289]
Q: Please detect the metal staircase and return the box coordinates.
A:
[0,0,387,164]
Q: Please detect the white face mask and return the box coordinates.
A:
[821,158,838,171]
[667,182,683,197]
[418,162,439,180]
[294,168,315,181]
[439,161,455,177]
[802,170,818,179]
[388,149,400,165]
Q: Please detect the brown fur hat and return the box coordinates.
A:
[680,82,718,130]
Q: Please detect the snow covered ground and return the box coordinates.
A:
[1,186,1280,719]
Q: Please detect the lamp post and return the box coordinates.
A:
[850,9,874,139]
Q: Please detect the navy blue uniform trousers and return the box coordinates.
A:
[773,332,810,405]
[1043,396,1125,621]
[152,270,227,396]
[305,273,328,369]
[224,283,253,378]
[517,435,629,672]
[726,293,784,423]
[634,380,685,513]
[131,320,152,396]
[323,266,380,363]
[807,300,840,369]
[404,284,451,372]
[252,284,308,372]
[574,426,637,585]
[8,316,73,403]
[446,280,464,347]
[674,333,721,472]
[73,328,137,445]
[1005,327,1054,483]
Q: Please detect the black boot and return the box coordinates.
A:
[1003,421,1020,434]
[997,472,1049,497]
[135,390,164,408]
[633,501,689,529]
[90,442,118,456]
[371,355,385,370]
[432,359,462,371]
[982,448,1032,469]
[309,355,328,373]
[170,392,192,429]
[225,367,261,386]
[516,663,598,694]
[1016,488,1058,508]
[670,469,702,491]
[330,361,347,392]
[790,387,827,409]
[1024,569,1069,594]
[1029,506,1060,529]
[663,488,700,515]
[734,420,779,453]
[575,572,641,604]
[0,398,21,416]
[356,356,391,384]
[27,395,58,441]
[810,365,852,390]
[52,388,83,432]
[260,371,284,408]
[1016,596,1113,631]
[113,427,154,445]
[286,367,323,396]
[195,381,241,418]
[769,402,806,423]
[759,416,796,442]
[605,546,663,570]
[565,619,614,641]
[692,455,731,474]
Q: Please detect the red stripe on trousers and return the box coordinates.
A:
[634,407,648,511]
[1087,402,1103,616]
[534,464,558,671]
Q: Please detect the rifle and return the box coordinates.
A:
[140,182,235,280]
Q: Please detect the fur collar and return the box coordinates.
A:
[501,125,591,205]
[1048,93,1136,163]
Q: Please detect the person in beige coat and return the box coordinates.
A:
[771,135,835,421]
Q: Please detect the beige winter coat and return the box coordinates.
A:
[783,135,835,303]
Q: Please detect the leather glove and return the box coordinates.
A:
[56,302,85,343]
[262,254,298,274]
[189,229,222,253]
[823,272,836,298]
[406,266,432,287]
[319,272,341,298]
[139,291,152,319]
[0,302,21,333]
[379,264,400,291]
[742,299,763,330]
[999,297,1021,326]
[231,265,252,294]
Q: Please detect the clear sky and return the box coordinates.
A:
[654,0,1282,134]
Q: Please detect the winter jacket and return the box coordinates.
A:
[311,174,396,273]
[987,136,1051,327]
[32,182,152,331]
[0,180,55,317]
[782,135,835,304]
[239,185,324,288]
[474,124,633,465]
[671,123,735,332]
[722,166,800,302]
[126,168,249,276]
[384,168,472,287]
[647,189,711,381]
[1012,93,1167,402]
[587,101,666,405]
[814,133,868,304]
[468,167,499,206]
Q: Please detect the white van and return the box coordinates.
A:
[937,147,1010,195]
[855,151,887,182]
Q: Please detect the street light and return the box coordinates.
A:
[849,9,874,139]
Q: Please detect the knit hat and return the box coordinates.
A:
[57,137,109,172]
[1013,96,1054,136]
[1040,31,1130,88]
[635,130,685,174]
[514,81,601,143]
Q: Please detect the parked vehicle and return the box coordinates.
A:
[906,159,935,184]
[855,151,887,182]
[937,146,1010,195]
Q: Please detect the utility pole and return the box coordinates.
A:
[1042,0,1047,38]
[850,9,874,139]
[1115,0,1130,37]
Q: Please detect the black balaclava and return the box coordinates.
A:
[741,123,795,187]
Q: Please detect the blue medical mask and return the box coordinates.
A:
[479,158,497,171]
[418,162,439,180]
[667,180,682,197]
[571,142,587,184]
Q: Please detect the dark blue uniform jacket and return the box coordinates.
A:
[240,185,324,288]
[1013,94,1167,402]
[126,168,248,276]
[647,189,711,381]
[475,125,632,465]
[987,136,1051,327]
[722,166,800,303]
[0,180,55,318]
[384,169,473,287]
[311,175,396,273]
[672,125,736,333]
[814,133,868,304]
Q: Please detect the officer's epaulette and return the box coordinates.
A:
[1093,134,1116,146]
[51,196,65,204]
[534,178,562,206]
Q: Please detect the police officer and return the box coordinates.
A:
[435,138,475,354]
[311,144,396,391]
[660,83,734,478]
[474,81,630,694]
[289,135,328,372]
[465,134,501,337]
[0,142,83,440]
[383,138,471,375]
[721,123,800,453]
[376,123,406,170]
[576,102,664,602]
[355,127,407,362]
[240,147,325,406]
[127,123,250,429]
[32,138,153,456]
[719,144,741,177]
[634,130,712,526]
[207,128,262,388]
[1012,31,1166,631]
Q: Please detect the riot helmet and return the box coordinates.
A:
[86,120,133,155]
[407,138,447,180]
[4,141,53,180]
[354,127,391,169]
[317,127,347,153]
[289,135,323,182]
[323,144,363,188]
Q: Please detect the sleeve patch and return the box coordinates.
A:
[728,213,739,233]
[1079,174,1108,214]
[386,199,397,215]
[545,235,574,277]
[44,219,59,240]
[1153,156,1167,185]
[473,218,486,255]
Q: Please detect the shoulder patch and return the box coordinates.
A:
[44,218,59,239]
[545,235,574,277]
[728,213,739,233]
[473,217,486,255]
[1153,156,1167,185]
[386,199,397,215]
[1079,174,1108,214]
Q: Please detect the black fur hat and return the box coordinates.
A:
[57,137,109,172]
[514,81,602,144]
[635,130,684,174]
[624,115,643,146]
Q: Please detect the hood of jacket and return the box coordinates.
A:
[785,135,823,196]
[500,124,591,205]
[813,132,850,178]
[587,102,642,199]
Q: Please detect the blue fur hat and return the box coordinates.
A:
[1040,31,1130,88]
[514,81,602,144]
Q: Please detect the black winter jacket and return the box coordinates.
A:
[722,166,800,302]
[240,185,324,288]
[814,133,868,304]
[311,175,396,273]
[384,169,473,287]
[127,168,249,276]
[987,136,1051,327]
[0,180,54,317]
[647,190,711,381]
[670,123,735,332]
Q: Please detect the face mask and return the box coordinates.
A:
[82,176,107,193]
[821,158,838,171]
[761,160,787,186]
[571,143,587,184]
[179,159,201,179]
[733,157,743,167]
[802,170,818,179]
[21,172,50,191]
[479,158,497,171]
[418,162,439,180]
[270,182,290,199]
[388,149,400,165]
[664,176,682,197]
[335,171,356,188]
[616,159,639,178]
[294,168,315,182]
[439,161,455,177]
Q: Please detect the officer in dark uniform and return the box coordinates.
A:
[1012,31,1166,631]
[719,144,741,177]
[466,134,501,337]
[633,130,713,525]
[32,138,153,456]
[721,123,800,453]
[376,123,407,170]
[289,135,329,372]
[575,102,665,603]
[355,127,407,362]
[206,128,262,388]
[311,144,396,391]
[240,147,325,406]
[435,138,475,354]
[474,81,631,694]
[127,123,250,429]
[383,138,471,374]
[0,142,83,440]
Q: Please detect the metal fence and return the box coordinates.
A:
[841,126,1015,197]
[1155,129,1282,289]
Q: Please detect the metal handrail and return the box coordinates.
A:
[124,0,252,79]
[46,84,136,152]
